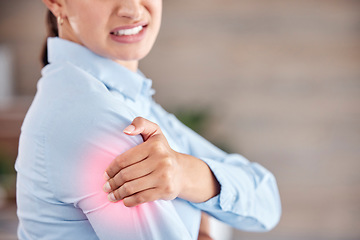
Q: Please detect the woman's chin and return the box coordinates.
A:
[111,51,148,62]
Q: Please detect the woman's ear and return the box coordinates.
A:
[42,0,65,17]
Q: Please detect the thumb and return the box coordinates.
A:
[123,117,162,141]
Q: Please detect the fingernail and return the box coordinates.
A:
[108,192,116,202]
[103,172,110,180]
[123,125,135,134]
[103,182,111,192]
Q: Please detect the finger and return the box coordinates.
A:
[104,143,149,179]
[108,174,156,202]
[123,117,162,141]
[103,159,156,193]
[123,188,161,207]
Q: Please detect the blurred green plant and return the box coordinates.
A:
[0,150,15,175]
[174,108,210,135]
[0,149,16,199]
[173,107,232,153]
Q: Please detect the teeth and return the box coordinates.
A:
[113,26,143,36]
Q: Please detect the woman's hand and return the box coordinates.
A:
[102,117,184,207]
[103,117,220,207]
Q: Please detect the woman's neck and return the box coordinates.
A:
[114,60,138,72]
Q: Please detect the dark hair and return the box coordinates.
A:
[41,10,58,67]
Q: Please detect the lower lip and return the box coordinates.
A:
[110,26,147,44]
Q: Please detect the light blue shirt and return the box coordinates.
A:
[15,37,281,240]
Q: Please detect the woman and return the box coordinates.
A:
[15,0,281,239]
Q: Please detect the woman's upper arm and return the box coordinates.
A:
[44,98,192,239]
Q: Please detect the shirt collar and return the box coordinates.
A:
[47,37,151,101]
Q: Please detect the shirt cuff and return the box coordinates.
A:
[190,157,239,213]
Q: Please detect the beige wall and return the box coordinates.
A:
[0,0,46,95]
[1,0,360,239]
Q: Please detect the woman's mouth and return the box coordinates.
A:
[110,24,148,44]
[111,25,144,36]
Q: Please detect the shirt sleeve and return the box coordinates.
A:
[155,104,282,232]
[44,94,193,240]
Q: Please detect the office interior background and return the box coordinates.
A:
[0,0,359,239]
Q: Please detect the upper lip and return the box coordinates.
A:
[110,22,148,33]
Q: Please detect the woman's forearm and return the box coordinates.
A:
[177,153,220,203]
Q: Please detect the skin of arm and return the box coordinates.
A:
[103,117,221,207]
[198,212,214,240]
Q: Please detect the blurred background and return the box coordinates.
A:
[0,0,359,239]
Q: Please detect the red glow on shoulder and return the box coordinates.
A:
[74,135,155,235]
